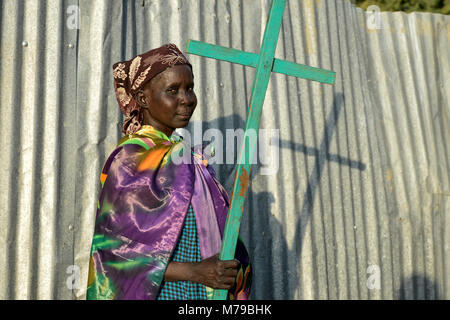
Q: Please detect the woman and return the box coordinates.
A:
[86,44,251,300]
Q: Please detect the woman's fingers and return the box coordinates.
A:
[216,276,236,289]
[218,258,239,286]
[220,258,240,269]
[196,255,241,289]
[224,267,238,277]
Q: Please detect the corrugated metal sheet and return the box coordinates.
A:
[0,0,448,300]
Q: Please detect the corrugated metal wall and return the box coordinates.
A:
[0,0,448,300]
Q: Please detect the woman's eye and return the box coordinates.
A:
[167,88,177,94]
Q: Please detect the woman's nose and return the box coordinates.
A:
[181,91,196,106]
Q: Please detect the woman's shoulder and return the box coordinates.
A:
[100,136,156,179]
[117,134,157,150]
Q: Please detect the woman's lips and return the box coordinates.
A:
[177,115,190,122]
[177,113,191,119]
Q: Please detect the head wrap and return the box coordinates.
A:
[113,43,192,135]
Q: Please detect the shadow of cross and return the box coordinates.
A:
[280,94,366,172]
[185,0,336,299]
[292,92,359,298]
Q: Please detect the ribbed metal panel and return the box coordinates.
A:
[0,0,448,300]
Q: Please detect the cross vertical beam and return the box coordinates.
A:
[219,0,286,300]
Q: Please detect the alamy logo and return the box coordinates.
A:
[173,123,280,175]
[366,264,381,290]
[66,265,81,290]
[367,5,382,30]
[66,5,80,30]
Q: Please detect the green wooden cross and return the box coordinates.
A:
[185,0,336,300]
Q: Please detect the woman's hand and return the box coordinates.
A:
[191,254,240,289]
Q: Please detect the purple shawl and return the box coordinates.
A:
[86,125,251,300]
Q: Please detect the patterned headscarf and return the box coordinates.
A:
[113,43,192,135]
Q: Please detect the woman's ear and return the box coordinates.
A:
[135,90,148,108]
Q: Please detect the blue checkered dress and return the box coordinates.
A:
[157,204,208,300]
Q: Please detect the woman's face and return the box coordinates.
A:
[139,64,197,137]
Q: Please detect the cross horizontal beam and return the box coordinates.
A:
[186,40,336,84]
